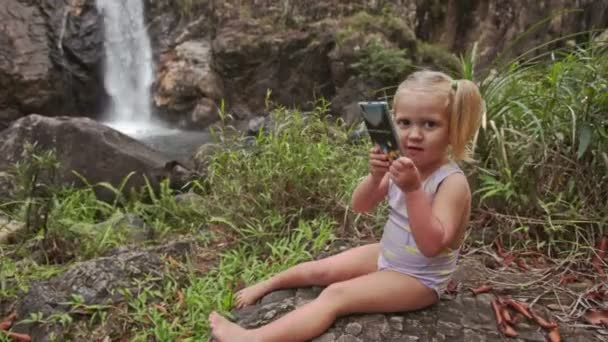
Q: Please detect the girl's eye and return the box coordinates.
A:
[396,119,410,127]
[424,121,437,129]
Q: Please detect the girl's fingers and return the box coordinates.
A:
[370,152,388,161]
[370,159,390,168]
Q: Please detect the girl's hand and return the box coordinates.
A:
[389,157,422,192]
[369,146,390,182]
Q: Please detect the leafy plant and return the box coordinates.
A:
[351,38,412,84]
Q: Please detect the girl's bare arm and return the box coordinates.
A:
[351,173,389,213]
[404,173,471,257]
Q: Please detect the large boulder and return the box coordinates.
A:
[11,240,194,341]
[212,19,336,119]
[231,256,602,341]
[154,40,224,129]
[0,114,191,201]
[0,0,104,128]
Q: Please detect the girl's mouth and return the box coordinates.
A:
[405,146,424,157]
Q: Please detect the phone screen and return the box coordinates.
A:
[359,101,401,160]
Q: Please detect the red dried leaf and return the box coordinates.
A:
[0,313,16,331]
[585,289,606,301]
[470,284,492,295]
[591,257,606,276]
[503,299,533,319]
[445,279,459,294]
[502,254,515,267]
[584,309,608,327]
[501,307,515,325]
[529,310,558,329]
[494,239,507,257]
[547,327,561,342]
[558,274,578,286]
[598,235,608,260]
[591,236,608,276]
[4,332,32,342]
[500,322,518,337]
[491,300,505,326]
[516,258,531,271]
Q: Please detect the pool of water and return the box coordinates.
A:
[104,121,212,160]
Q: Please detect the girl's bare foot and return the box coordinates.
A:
[209,311,255,342]
[235,281,272,309]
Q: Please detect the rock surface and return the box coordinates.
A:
[0,114,191,200]
[11,240,194,341]
[2,0,607,130]
[231,256,604,341]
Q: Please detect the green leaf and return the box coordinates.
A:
[576,123,592,159]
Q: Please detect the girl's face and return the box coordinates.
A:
[393,90,450,174]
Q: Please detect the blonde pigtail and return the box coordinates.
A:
[450,79,483,161]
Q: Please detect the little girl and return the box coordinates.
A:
[209,70,484,342]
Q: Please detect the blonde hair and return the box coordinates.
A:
[392,70,484,161]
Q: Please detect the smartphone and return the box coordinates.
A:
[358,101,402,161]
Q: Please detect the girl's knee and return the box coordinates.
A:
[304,260,334,285]
[317,282,351,314]
[319,282,351,303]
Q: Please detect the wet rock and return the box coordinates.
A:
[154,40,224,129]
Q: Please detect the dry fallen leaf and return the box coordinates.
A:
[584,309,608,327]
[445,279,459,294]
[529,310,558,329]
[547,327,561,342]
[591,236,608,276]
[491,299,518,337]
[470,284,492,295]
[503,298,533,319]
[0,312,16,331]
[516,258,531,271]
[3,332,32,342]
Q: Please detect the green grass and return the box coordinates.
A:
[472,36,608,254]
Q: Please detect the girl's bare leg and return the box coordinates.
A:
[210,270,438,342]
[235,243,380,308]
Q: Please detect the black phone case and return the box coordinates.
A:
[359,101,401,160]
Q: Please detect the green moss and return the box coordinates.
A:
[336,10,415,48]
[415,42,461,75]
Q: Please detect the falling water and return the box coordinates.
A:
[95,0,156,134]
[57,9,68,55]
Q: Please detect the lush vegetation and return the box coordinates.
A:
[1,37,607,341]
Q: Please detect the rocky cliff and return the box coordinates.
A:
[1,0,606,130]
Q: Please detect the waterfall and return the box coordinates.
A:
[95,0,155,133]
[57,9,68,55]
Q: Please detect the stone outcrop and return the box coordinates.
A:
[415,0,608,67]
[11,240,194,342]
[0,114,191,201]
[0,0,104,130]
[155,40,223,129]
[230,256,604,341]
[3,0,607,131]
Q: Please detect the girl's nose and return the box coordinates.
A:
[408,126,423,140]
